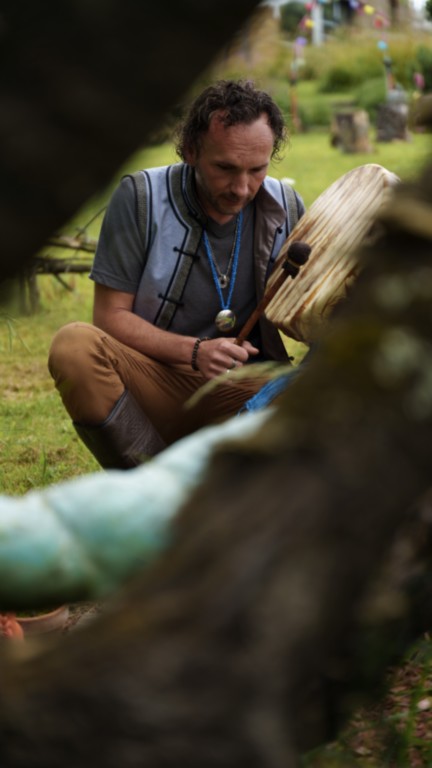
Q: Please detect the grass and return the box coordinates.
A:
[275,127,432,206]
[0,287,99,493]
[1,128,432,764]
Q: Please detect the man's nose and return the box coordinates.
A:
[230,173,249,196]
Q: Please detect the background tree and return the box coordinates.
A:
[280,1,307,36]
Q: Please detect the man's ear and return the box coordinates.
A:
[184,146,196,166]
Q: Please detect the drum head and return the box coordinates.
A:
[265,164,399,344]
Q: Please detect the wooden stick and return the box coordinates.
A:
[235,241,311,347]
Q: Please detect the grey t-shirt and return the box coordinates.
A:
[91,176,261,345]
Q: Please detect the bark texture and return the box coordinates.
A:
[0,0,259,280]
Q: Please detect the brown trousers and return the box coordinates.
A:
[48,322,271,446]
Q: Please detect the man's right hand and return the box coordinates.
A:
[93,283,260,381]
[195,337,259,380]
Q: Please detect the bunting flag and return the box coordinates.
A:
[294,1,424,98]
[297,0,392,37]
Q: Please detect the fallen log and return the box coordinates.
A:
[33,256,93,275]
[46,234,98,254]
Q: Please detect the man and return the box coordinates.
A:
[48,79,305,469]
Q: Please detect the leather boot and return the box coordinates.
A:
[73,389,166,469]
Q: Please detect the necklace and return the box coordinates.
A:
[202,211,243,333]
[204,218,239,289]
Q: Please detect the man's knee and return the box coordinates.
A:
[48,322,103,385]
[48,322,125,423]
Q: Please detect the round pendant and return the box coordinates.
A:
[215,309,236,332]
[219,274,229,289]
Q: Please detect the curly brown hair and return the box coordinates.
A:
[174,79,287,162]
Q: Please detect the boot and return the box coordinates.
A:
[74,389,166,470]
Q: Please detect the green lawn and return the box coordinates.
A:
[276,129,431,207]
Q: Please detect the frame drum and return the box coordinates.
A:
[265,164,399,345]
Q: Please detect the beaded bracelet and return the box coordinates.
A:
[191,337,210,371]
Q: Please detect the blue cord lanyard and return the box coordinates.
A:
[202,210,243,312]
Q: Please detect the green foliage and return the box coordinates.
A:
[279,1,306,37]
[269,31,432,128]
[298,97,333,130]
[194,20,432,130]
[426,0,432,19]
[354,76,387,122]
[415,45,432,91]
[0,313,30,352]
[384,37,431,91]
[319,64,360,92]
[269,78,334,131]
[195,17,432,132]
[266,78,292,122]
[293,55,321,83]
[317,49,384,92]
[287,31,430,101]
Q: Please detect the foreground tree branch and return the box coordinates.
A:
[0,0,260,280]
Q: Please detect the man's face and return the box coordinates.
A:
[185,111,275,225]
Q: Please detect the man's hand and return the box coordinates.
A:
[93,284,260,378]
[195,337,259,380]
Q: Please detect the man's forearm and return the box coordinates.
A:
[94,306,196,366]
[92,285,257,379]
